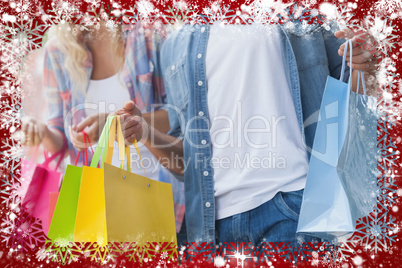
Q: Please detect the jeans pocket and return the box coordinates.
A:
[274,190,303,222]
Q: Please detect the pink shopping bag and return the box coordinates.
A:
[21,144,65,235]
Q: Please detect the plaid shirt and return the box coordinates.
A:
[43,22,185,232]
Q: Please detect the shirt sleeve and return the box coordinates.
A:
[43,40,66,136]
[123,22,169,112]
[150,23,169,108]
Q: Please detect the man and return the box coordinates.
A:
[116,22,376,244]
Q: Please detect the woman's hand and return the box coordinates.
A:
[21,116,49,146]
[69,113,108,150]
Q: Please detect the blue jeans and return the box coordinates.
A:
[215,189,320,245]
[177,215,187,247]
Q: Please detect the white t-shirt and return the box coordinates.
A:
[85,73,160,180]
[206,25,308,220]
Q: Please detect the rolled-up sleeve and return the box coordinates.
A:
[123,23,169,112]
[43,40,66,135]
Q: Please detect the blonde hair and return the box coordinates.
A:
[48,23,125,94]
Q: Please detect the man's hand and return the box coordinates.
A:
[335,28,377,72]
[20,116,49,146]
[113,101,149,145]
[335,28,378,95]
[69,113,108,150]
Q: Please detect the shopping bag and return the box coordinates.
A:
[73,115,177,244]
[73,116,116,243]
[48,192,59,225]
[19,148,41,199]
[103,118,177,243]
[21,144,65,235]
[47,165,83,242]
[297,40,377,241]
[48,132,94,242]
[336,75,378,220]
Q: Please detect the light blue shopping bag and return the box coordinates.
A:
[297,40,378,241]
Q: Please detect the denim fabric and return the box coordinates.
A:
[176,216,187,247]
[215,189,320,245]
[161,23,349,243]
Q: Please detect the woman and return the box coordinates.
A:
[21,21,186,240]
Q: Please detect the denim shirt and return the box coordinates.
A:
[161,23,348,242]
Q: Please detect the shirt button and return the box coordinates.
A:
[197,53,202,59]
[201,27,205,33]
[205,202,211,208]
[127,82,132,87]
[203,171,209,176]
[201,139,207,145]
[198,111,204,116]
[198,81,203,86]
[171,65,175,71]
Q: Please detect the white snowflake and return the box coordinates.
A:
[160,251,168,259]
[361,15,398,56]
[0,97,21,132]
[202,4,233,24]
[1,16,47,76]
[377,58,399,89]
[374,0,402,18]
[1,138,22,173]
[0,172,21,208]
[36,247,50,262]
[85,0,101,7]
[137,0,156,19]
[214,255,226,267]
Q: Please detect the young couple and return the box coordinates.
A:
[22,18,376,245]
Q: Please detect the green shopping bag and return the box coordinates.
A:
[47,165,82,242]
[47,130,101,243]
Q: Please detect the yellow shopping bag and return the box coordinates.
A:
[104,116,177,244]
[74,115,177,245]
[73,116,117,243]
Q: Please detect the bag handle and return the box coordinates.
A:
[83,131,99,167]
[108,116,147,176]
[73,131,95,166]
[90,115,130,170]
[89,115,147,177]
[339,39,367,97]
[90,116,115,168]
[115,116,129,170]
[42,136,67,170]
[131,139,147,177]
[42,148,48,161]
[115,116,147,177]
[105,116,130,170]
